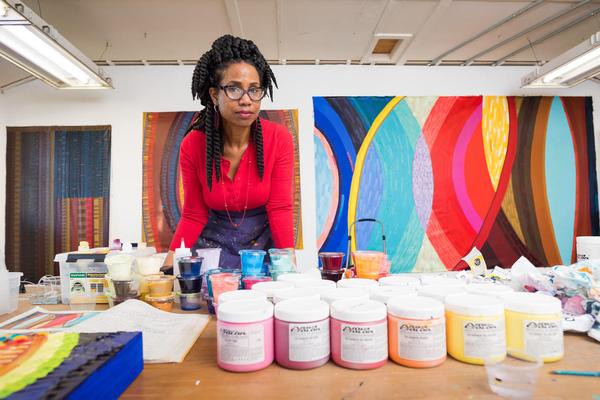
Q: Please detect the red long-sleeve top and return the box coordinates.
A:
[169,118,295,251]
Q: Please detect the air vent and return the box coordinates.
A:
[372,39,401,55]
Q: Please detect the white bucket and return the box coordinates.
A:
[576,236,600,261]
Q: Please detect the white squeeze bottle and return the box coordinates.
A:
[172,239,192,302]
[0,250,10,315]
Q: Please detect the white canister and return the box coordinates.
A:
[277,273,321,286]
[378,275,420,288]
[465,283,514,298]
[251,281,294,302]
[218,289,267,304]
[370,286,417,304]
[576,236,600,261]
[272,288,321,304]
[337,278,379,290]
[321,288,370,305]
[418,285,466,302]
[294,279,336,294]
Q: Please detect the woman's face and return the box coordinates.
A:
[209,62,262,129]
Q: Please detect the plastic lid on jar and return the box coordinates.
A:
[501,292,562,314]
[387,295,445,319]
[274,299,330,322]
[277,273,319,286]
[419,275,465,287]
[370,286,417,304]
[251,281,294,297]
[418,285,466,302]
[465,283,514,297]
[294,279,336,293]
[321,288,370,305]
[331,299,387,323]
[272,288,321,304]
[218,289,267,304]
[445,293,504,316]
[378,275,420,288]
[575,236,600,244]
[217,299,274,323]
[337,278,379,289]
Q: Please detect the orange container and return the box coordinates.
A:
[387,296,446,368]
[352,251,385,280]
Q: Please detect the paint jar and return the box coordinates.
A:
[321,288,370,305]
[242,275,272,289]
[465,283,514,298]
[268,248,297,279]
[418,285,466,302]
[445,293,506,365]
[337,278,379,290]
[178,292,202,311]
[294,279,336,294]
[352,251,385,280]
[177,275,202,294]
[277,273,320,287]
[387,295,446,368]
[216,299,274,372]
[219,289,267,305]
[274,299,330,370]
[210,273,241,305]
[273,288,321,304]
[370,286,417,304]
[321,269,345,282]
[135,255,163,276]
[251,281,294,303]
[178,256,203,277]
[379,275,420,288]
[575,236,600,261]
[110,279,136,298]
[319,252,345,271]
[104,254,134,280]
[420,275,465,287]
[239,249,266,277]
[330,299,388,370]
[146,275,175,297]
[502,292,563,362]
[107,294,139,308]
[146,294,175,312]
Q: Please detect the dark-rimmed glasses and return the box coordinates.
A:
[219,85,266,101]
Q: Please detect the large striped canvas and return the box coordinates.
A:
[314,96,598,273]
[142,110,303,252]
[5,127,111,280]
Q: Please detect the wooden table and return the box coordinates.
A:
[2,299,599,399]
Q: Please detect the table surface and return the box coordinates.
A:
[2,299,599,400]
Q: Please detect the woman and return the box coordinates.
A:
[164,35,295,269]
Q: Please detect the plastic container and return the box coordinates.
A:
[104,254,134,280]
[337,278,379,290]
[445,293,506,365]
[195,248,222,273]
[418,285,466,302]
[242,275,271,289]
[146,275,175,297]
[268,248,296,280]
[502,292,563,362]
[3,272,24,314]
[239,249,266,276]
[319,252,345,271]
[330,299,388,369]
[293,279,336,294]
[178,256,203,277]
[321,270,345,282]
[135,255,163,276]
[465,283,514,298]
[370,286,417,304]
[251,281,294,302]
[146,294,175,311]
[274,299,330,369]
[387,296,446,368]
[216,299,274,372]
[107,294,139,308]
[485,354,542,399]
[420,275,465,287]
[321,288,370,305]
[576,236,600,261]
[379,275,420,288]
[179,292,202,311]
[177,275,202,294]
[219,289,267,304]
[352,251,385,280]
[209,272,241,305]
[276,273,320,287]
[272,288,321,304]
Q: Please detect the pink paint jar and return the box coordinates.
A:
[216,299,274,372]
[274,299,330,370]
[242,275,272,289]
[330,299,388,370]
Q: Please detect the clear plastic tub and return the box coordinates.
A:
[485,354,542,399]
[7,272,23,313]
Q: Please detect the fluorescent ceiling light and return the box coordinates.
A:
[521,32,600,88]
[0,0,111,89]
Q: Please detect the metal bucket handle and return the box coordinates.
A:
[345,218,387,269]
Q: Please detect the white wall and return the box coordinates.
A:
[0,65,599,270]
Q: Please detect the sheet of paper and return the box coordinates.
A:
[67,299,209,363]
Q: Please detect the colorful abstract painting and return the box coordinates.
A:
[314,96,598,273]
[142,110,303,252]
[5,127,111,281]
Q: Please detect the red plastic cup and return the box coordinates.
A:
[319,252,345,271]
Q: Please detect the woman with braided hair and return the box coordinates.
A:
[164,35,295,269]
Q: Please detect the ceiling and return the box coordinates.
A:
[1,0,600,88]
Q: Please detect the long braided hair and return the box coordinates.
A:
[189,35,277,190]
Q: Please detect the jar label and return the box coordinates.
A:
[218,325,265,365]
[341,322,387,364]
[397,318,446,361]
[524,319,563,358]
[289,320,330,362]
[463,319,506,358]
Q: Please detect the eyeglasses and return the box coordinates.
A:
[218,85,266,101]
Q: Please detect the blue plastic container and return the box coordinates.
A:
[239,249,266,276]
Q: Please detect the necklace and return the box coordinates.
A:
[221,152,251,228]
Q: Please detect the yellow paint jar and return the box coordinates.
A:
[445,293,506,365]
[502,292,563,362]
